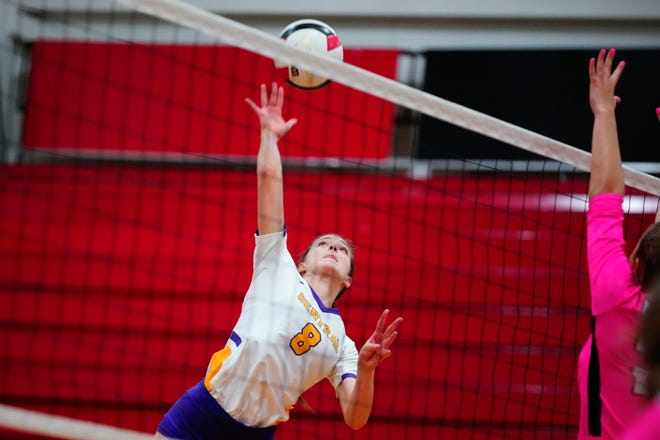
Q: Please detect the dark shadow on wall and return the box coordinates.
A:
[417,49,660,163]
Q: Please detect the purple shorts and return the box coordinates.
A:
[157,381,277,440]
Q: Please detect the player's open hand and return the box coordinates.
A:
[245,82,297,140]
[358,309,403,370]
[589,48,625,116]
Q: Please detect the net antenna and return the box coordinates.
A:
[115,0,660,196]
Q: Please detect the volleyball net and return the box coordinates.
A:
[1,0,659,439]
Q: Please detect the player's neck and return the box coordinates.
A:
[304,274,340,308]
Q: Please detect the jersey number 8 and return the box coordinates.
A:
[290,323,321,355]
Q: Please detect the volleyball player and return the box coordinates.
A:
[618,108,660,440]
[155,82,403,439]
[577,49,660,439]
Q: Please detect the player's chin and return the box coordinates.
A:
[317,264,349,282]
[319,259,343,271]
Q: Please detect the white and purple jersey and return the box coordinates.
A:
[204,229,358,427]
[577,194,647,440]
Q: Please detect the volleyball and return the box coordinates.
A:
[275,19,344,90]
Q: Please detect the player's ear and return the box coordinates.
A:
[297,261,307,275]
[342,275,352,290]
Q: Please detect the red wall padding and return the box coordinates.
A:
[22,42,398,159]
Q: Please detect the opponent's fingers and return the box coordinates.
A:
[603,48,616,73]
[595,49,606,73]
[610,60,625,84]
[588,57,596,80]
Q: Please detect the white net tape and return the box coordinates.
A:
[0,404,153,440]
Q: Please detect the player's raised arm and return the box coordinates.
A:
[588,48,626,198]
[245,82,298,235]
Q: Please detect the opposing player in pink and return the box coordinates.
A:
[576,48,660,439]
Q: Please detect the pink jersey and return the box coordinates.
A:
[577,194,647,440]
[618,397,660,440]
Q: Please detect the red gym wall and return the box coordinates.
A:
[23,42,397,159]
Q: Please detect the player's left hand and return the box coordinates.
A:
[358,309,403,370]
